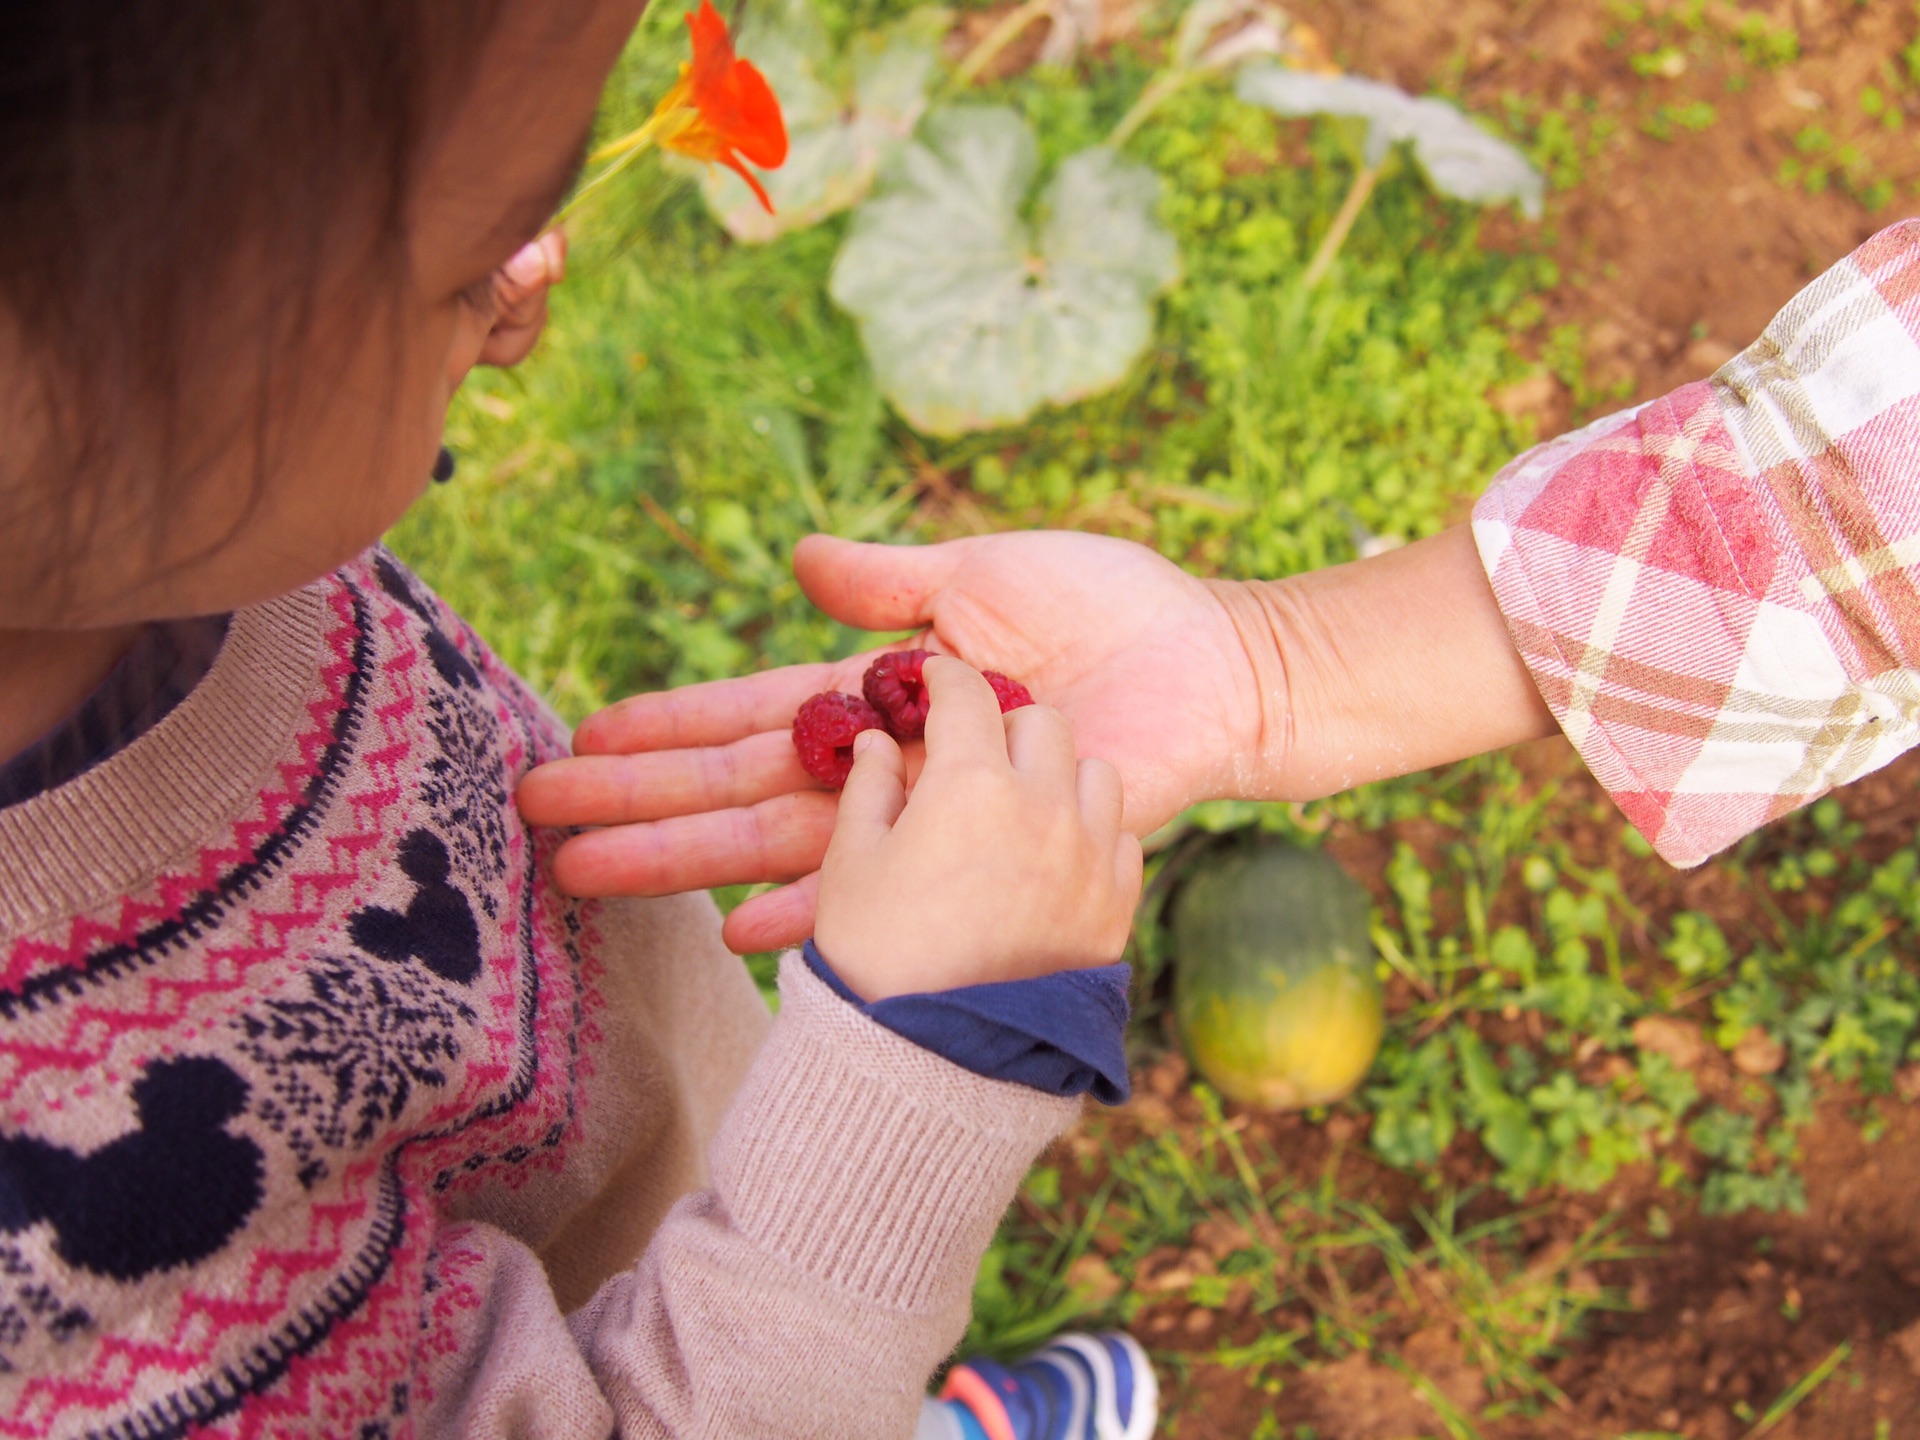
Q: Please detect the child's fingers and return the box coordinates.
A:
[1004,704,1076,791]
[477,298,549,367]
[1075,755,1125,840]
[920,657,1010,770]
[540,229,568,284]
[500,231,564,301]
[832,730,907,853]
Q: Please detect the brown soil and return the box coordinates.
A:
[1062,2,1920,1434]
[1104,759,1920,1439]
[1293,0,1920,415]
[1086,733,1920,1434]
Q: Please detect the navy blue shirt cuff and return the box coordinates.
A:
[802,940,1132,1105]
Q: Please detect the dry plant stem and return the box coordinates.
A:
[1301,161,1381,289]
[1108,68,1195,148]
[945,0,1056,93]
[1743,1342,1853,1439]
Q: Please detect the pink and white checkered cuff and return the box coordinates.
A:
[1474,220,1920,866]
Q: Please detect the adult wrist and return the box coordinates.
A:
[1204,574,1307,802]
[1211,526,1556,802]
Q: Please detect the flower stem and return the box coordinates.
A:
[944,0,1056,94]
[1107,68,1193,149]
[558,114,668,219]
[1300,162,1379,290]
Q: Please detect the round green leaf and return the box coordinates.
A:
[829,106,1179,436]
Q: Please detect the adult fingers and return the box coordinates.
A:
[831,731,906,854]
[721,872,820,955]
[548,791,836,897]
[920,657,1010,771]
[1075,755,1125,841]
[517,730,810,827]
[793,534,974,633]
[1004,704,1077,791]
[573,662,842,753]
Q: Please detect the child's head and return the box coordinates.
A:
[0,0,641,629]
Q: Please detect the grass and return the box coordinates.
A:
[392,28,1549,717]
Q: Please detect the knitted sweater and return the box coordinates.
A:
[0,550,1078,1440]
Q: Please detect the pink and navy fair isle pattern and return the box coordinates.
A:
[1475,220,1920,866]
[0,552,600,1438]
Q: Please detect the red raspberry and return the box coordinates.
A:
[862,649,933,739]
[861,651,1036,738]
[792,692,885,788]
[984,671,1034,712]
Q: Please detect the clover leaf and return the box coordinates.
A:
[1235,66,1544,218]
[695,1,946,242]
[829,106,1179,436]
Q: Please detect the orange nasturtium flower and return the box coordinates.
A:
[588,0,788,213]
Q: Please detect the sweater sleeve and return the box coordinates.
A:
[416,953,1078,1440]
[1473,218,1920,866]
[801,940,1133,1105]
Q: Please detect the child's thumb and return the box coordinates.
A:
[832,729,907,850]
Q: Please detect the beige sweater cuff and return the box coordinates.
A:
[708,953,1080,1313]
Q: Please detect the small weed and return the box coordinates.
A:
[1729,12,1800,69]
[1642,100,1718,140]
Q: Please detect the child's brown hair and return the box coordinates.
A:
[0,2,508,592]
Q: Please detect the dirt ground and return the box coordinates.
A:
[1297,0,1920,409]
[1096,747,1920,1439]
[1069,1,1920,1435]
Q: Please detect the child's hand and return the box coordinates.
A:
[813,657,1142,1002]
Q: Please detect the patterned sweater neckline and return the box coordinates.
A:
[0,582,327,937]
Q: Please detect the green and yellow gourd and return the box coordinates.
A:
[1170,841,1384,1111]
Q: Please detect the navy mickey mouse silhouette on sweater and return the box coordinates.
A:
[0,1056,264,1281]
[349,829,482,986]
[0,831,481,1285]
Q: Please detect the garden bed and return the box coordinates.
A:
[394,0,1920,1433]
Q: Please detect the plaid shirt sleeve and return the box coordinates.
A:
[1473,219,1920,866]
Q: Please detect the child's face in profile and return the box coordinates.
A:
[13,0,643,628]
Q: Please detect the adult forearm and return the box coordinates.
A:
[1216,523,1556,802]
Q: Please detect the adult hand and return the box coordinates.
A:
[517,530,1277,953]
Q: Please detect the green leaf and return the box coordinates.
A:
[1234,66,1544,219]
[829,106,1180,435]
[694,2,947,241]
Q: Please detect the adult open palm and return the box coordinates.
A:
[516,530,1272,953]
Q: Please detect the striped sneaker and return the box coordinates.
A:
[934,1331,1158,1440]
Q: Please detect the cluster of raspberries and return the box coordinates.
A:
[791,649,1034,788]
